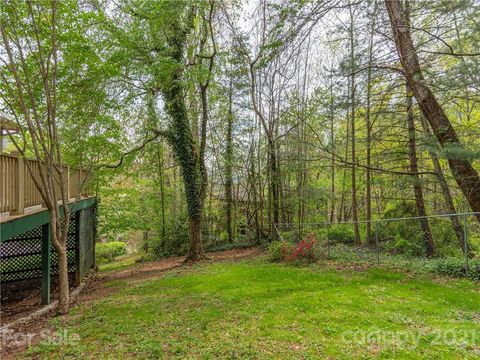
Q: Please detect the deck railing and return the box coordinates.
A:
[0,153,90,215]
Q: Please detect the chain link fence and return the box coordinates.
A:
[275,212,480,276]
[202,225,259,252]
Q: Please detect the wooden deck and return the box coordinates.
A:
[0,196,96,242]
[0,153,90,217]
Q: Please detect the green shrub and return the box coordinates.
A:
[267,241,294,262]
[267,235,325,264]
[141,219,189,259]
[325,224,356,245]
[96,241,127,264]
[432,258,480,280]
[470,236,480,257]
[384,234,423,257]
[279,230,297,243]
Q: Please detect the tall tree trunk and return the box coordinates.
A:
[349,4,361,245]
[365,2,377,245]
[249,148,261,243]
[56,246,70,314]
[162,51,206,261]
[157,143,166,252]
[188,216,203,259]
[406,84,435,257]
[269,142,280,233]
[172,166,178,222]
[419,115,467,253]
[329,77,335,223]
[256,115,265,234]
[225,78,234,243]
[249,63,279,238]
[385,0,480,221]
[298,38,310,230]
[50,208,70,315]
[338,108,349,223]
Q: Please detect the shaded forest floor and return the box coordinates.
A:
[6,249,480,359]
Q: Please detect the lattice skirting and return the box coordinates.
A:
[0,205,96,283]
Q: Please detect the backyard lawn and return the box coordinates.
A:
[25,260,479,359]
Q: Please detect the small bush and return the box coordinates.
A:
[470,236,480,257]
[96,241,127,264]
[384,234,423,257]
[325,225,356,245]
[287,234,318,263]
[267,241,294,262]
[141,220,189,259]
[432,258,480,280]
[267,234,323,264]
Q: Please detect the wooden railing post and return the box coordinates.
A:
[78,170,84,199]
[0,154,92,213]
[12,154,25,215]
[40,162,49,208]
[66,165,71,201]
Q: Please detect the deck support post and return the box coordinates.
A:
[75,211,81,286]
[41,222,51,305]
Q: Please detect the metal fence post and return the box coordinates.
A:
[375,221,380,267]
[463,214,469,272]
[75,210,81,286]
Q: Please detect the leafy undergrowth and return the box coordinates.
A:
[328,244,480,281]
[25,260,479,359]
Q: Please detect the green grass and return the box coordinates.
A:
[97,254,141,272]
[25,260,479,359]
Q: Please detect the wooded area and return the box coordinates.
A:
[1,0,480,316]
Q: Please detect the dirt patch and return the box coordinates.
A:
[0,247,263,358]
[96,247,262,283]
[80,247,263,304]
[1,273,77,326]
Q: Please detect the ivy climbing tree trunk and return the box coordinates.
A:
[155,5,206,261]
[152,1,217,262]
[163,69,205,260]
